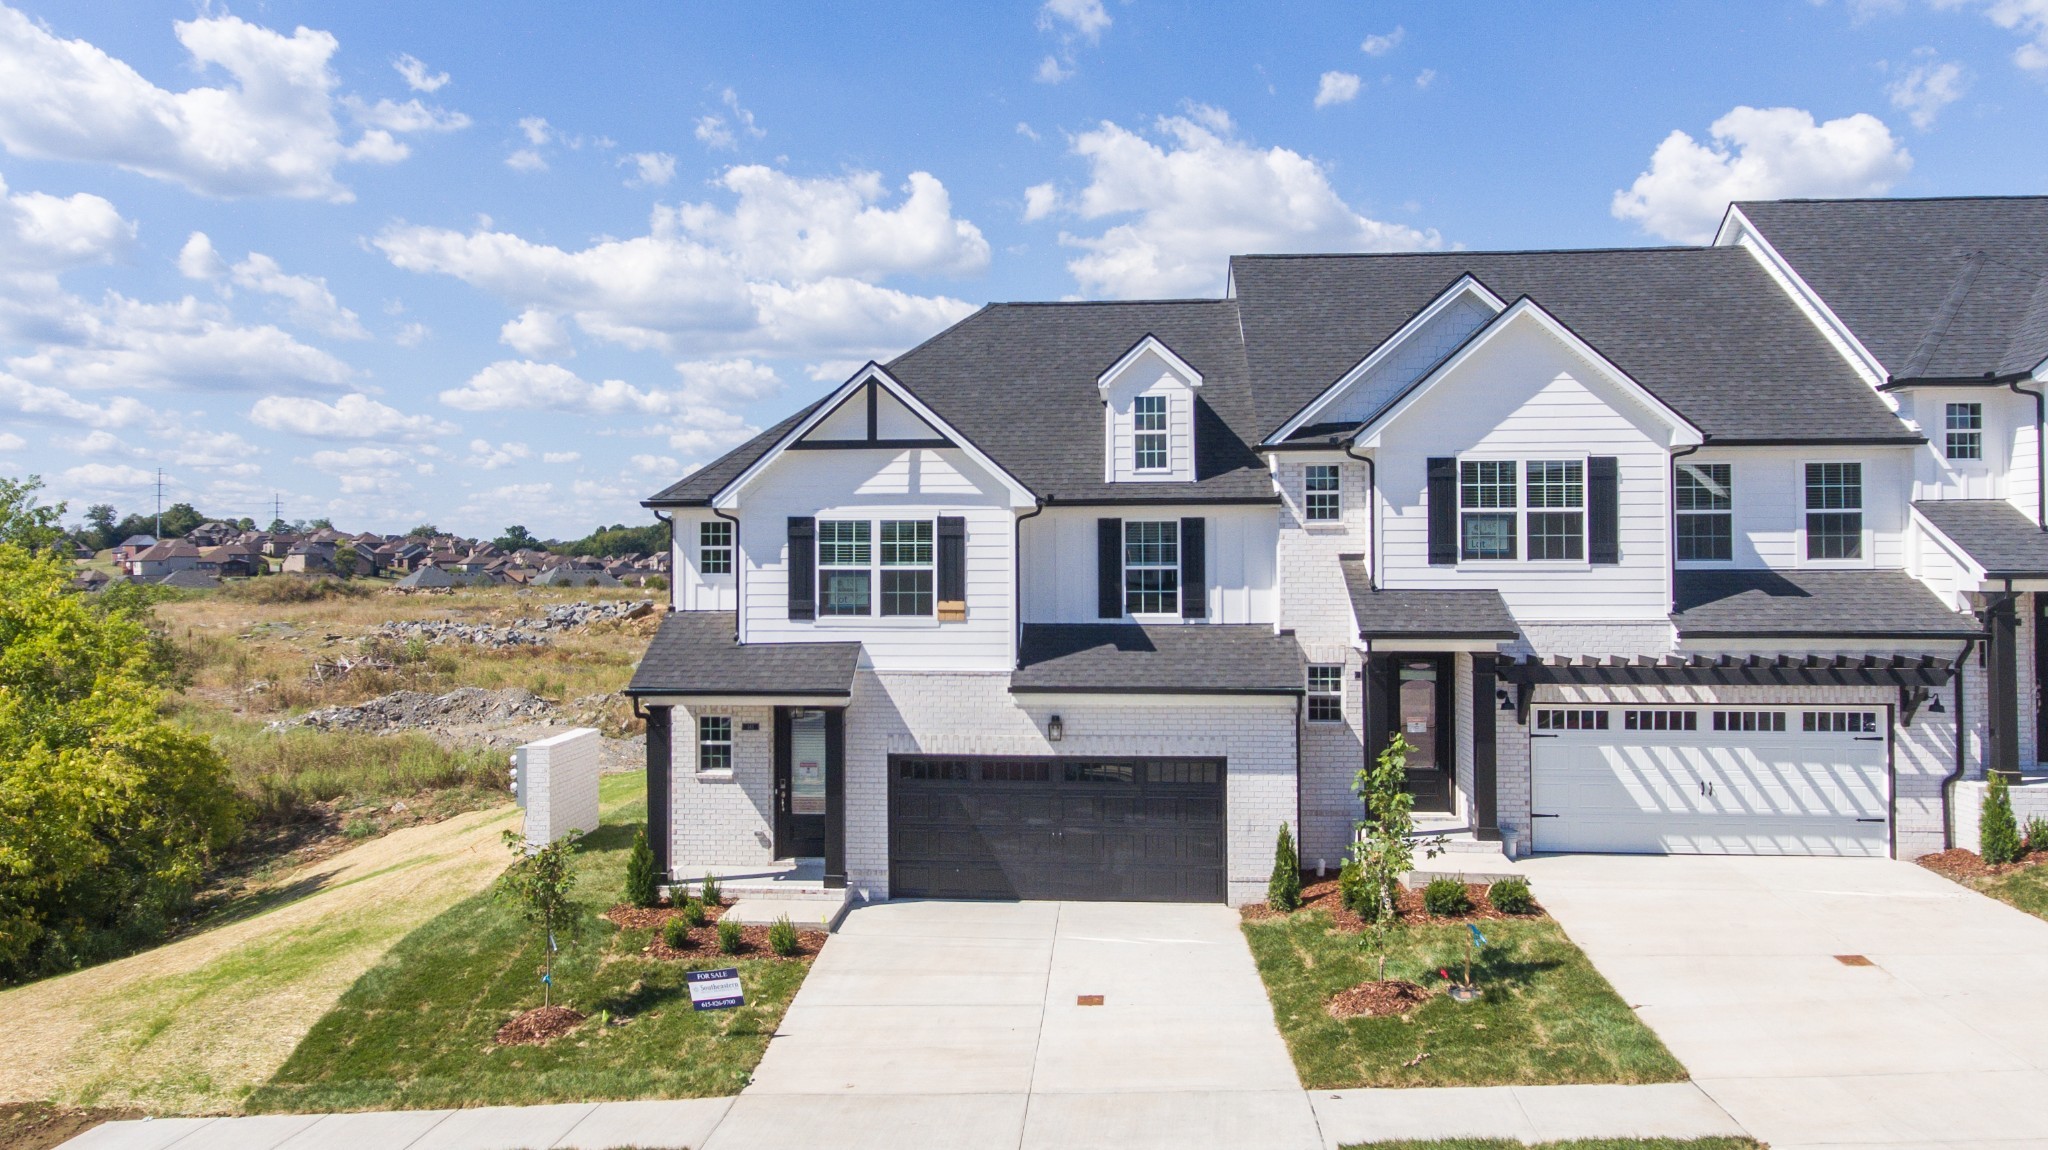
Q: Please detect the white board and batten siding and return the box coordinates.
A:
[1021,504,1278,624]
[671,511,738,612]
[1370,318,1674,622]
[737,446,1017,672]
[1101,344,1199,484]
[1674,445,1913,572]
[1897,384,2039,509]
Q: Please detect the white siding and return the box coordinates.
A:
[1102,346,1199,484]
[1372,318,1674,622]
[1897,386,2036,512]
[1677,446,1913,571]
[1020,504,1278,624]
[1321,293,1497,426]
[802,384,942,443]
[670,511,739,612]
[1906,509,1978,611]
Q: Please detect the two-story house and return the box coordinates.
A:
[624,195,2044,908]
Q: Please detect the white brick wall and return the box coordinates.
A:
[1299,641,1363,869]
[1952,775,2048,854]
[518,727,602,848]
[1275,458,1370,641]
[668,705,777,875]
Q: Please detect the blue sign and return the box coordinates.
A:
[687,966,745,1011]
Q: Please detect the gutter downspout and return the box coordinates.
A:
[2009,378,2046,530]
[1014,496,1047,667]
[1669,444,1703,614]
[1344,440,1377,589]
[1943,636,1979,850]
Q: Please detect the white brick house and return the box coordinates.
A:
[626,195,2048,906]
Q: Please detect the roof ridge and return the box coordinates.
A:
[1737,194,2048,206]
[1231,244,1715,262]
[1903,251,1987,379]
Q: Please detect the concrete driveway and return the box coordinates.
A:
[705,900,1322,1150]
[1522,853,2048,1150]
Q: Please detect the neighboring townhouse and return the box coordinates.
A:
[624,195,2044,908]
[128,540,204,579]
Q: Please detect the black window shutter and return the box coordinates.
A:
[936,516,966,618]
[787,516,816,619]
[1427,457,1457,565]
[1588,456,1619,565]
[1179,517,1206,619]
[1096,517,1123,619]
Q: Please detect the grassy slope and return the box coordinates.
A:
[245,773,807,1112]
[1972,862,2048,919]
[1244,911,1685,1090]
[1345,1141,1761,1150]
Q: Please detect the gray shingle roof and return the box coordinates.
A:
[1231,246,1911,444]
[1913,499,2048,577]
[1011,623,1305,695]
[625,611,862,696]
[1673,569,1978,639]
[1736,196,2048,381]
[1339,557,1519,639]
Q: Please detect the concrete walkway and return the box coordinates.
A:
[1525,853,2048,1150]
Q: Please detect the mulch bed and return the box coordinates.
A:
[495,1004,586,1046]
[1326,979,1434,1020]
[1244,874,1540,931]
[1917,847,2046,882]
[0,1102,146,1150]
[604,902,826,960]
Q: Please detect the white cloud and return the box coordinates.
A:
[177,231,223,280]
[466,439,532,470]
[694,115,734,150]
[1415,68,1437,90]
[394,321,428,346]
[629,452,680,473]
[805,359,865,383]
[1954,0,2048,72]
[0,367,153,427]
[500,308,572,359]
[623,151,677,187]
[1361,27,1405,55]
[1035,55,1073,84]
[393,53,448,93]
[1032,106,1440,298]
[377,165,985,359]
[0,9,443,201]
[1016,121,1040,142]
[1888,53,1968,127]
[0,172,132,275]
[1040,0,1110,42]
[1023,182,1059,221]
[226,251,368,340]
[542,450,580,464]
[440,360,679,415]
[1315,71,1362,108]
[505,148,547,173]
[1611,105,1912,243]
[6,293,356,392]
[60,462,151,490]
[674,357,781,401]
[344,96,469,134]
[0,431,22,451]
[519,116,552,146]
[693,89,762,151]
[249,393,453,440]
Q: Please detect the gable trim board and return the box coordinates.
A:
[1096,333,1205,394]
[1715,205,1891,388]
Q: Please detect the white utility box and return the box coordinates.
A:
[512,727,602,848]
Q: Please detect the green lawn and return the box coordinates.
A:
[244,774,810,1112]
[1244,910,1685,1090]
[1973,861,2048,920]
[1345,1140,1760,1150]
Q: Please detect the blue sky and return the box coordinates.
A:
[0,1,2044,539]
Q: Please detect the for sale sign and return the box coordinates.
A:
[686,966,744,1011]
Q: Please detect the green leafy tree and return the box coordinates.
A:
[266,518,291,535]
[1982,771,2022,865]
[562,522,665,557]
[83,504,117,551]
[1351,732,1443,926]
[332,541,358,578]
[0,540,243,982]
[1267,823,1301,911]
[495,524,540,551]
[159,502,204,539]
[0,475,66,553]
[406,524,441,539]
[497,830,580,1007]
[624,827,658,908]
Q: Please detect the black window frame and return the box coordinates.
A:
[699,519,734,575]
[1804,462,1863,561]
[1304,464,1341,522]
[1306,664,1344,723]
[1675,462,1733,563]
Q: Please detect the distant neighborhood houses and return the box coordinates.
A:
[75,520,670,592]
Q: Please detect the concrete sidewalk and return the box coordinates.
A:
[60,1100,734,1150]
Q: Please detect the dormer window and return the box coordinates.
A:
[1098,335,1201,483]
[1134,396,1168,471]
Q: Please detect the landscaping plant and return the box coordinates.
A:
[700,873,723,907]
[716,917,744,954]
[1983,771,2022,865]
[680,896,708,927]
[1488,876,1535,915]
[2026,815,2048,856]
[497,830,580,1007]
[1423,876,1473,917]
[661,915,691,950]
[1337,859,1376,920]
[768,914,800,956]
[1351,732,1442,923]
[624,827,658,908]
[1268,822,1303,911]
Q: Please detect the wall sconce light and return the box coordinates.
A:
[1497,689,1515,712]
[1048,714,1064,742]
[1927,694,1946,714]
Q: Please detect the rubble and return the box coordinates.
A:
[514,599,656,631]
[275,687,556,734]
[363,600,656,648]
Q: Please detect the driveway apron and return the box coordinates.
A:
[1523,854,2048,1150]
[708,899,1323,1150]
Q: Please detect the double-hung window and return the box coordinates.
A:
[697,715,732,772]
[1307,665,1344,722]
[1524,460,1585,561]
[1459,460,1518,560]
[878,520,934,616]
[1124,520,1179,614]
[1675,462,1733,562]
[699,520,733,575]
[1133,395,1168,471]
[1945,403,1983,461]
[1304,464,1341,522]
[1804,462,1862,560]
[817,520,872,615]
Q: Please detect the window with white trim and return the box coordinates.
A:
[1307,664,1343,722]
[1945,403,1983,461]
[1124,520,1179,614]
[1460,460,1518,560]
[1133,395,1168,471]
[1304,464,1341,522]
[1675,462,1732,562]
[817,520,871,616]
[1525,460,1585,561]
[697,715,733,772]
[879,520,934,616]
[699,520,733,575]
[1804,462,1862,560]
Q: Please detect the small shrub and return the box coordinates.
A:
[1488,876,1535,915]
[623,828,658,908]
[679,897,708,927]
[768,914,800,956]
[341,815,376,839]
[661,916,691,950]
[1267,823,1302,912]
[1337,859,1379,922]
[700,873,723,907]
[716,918,743,954]
[1422,876,1472,917]
[1983,772,2022,865]
[2025,815,2048,855]
[220,575,369,604]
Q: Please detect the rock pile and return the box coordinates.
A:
[514,600,656,631]
[276,687,556,734]
[371,620,548,648]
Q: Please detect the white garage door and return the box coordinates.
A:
[1530,705,1889,857]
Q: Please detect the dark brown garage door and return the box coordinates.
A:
[889,755,1226,902]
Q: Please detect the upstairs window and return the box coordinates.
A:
[699,520,733,575]
[1133,395,1168,471]
[1124,520,1179,614]
[1307,664,1344,722]
[1675,462,1733,562]
[879,520,934,616]
[1304,464,1341,522]
[1524,460,1585,561]
[1459,460,1518,560]
[817,520,872,615]
[1804,462,1862,560]
[1946,403,1983,461]
[697,715,733,772]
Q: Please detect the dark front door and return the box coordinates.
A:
[889,755,1226,902]
[774,708,832,858]
[2037,595,2047,768]
[1370,654,1455,813]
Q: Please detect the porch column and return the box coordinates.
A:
[824,708,847,889]
[643,705,673,880]
[1985,592,2021,782]
[1471,657,1500,841]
